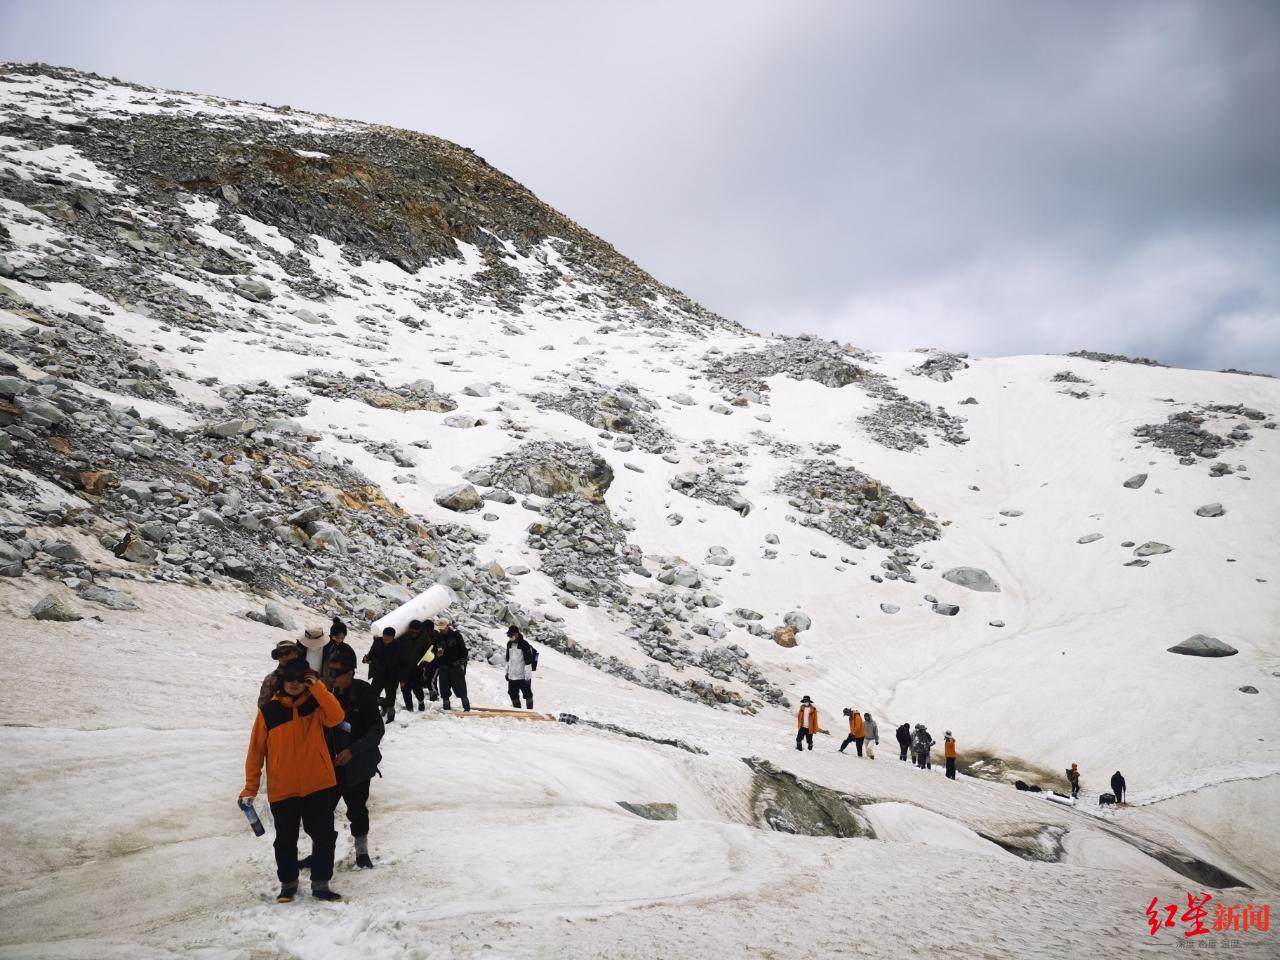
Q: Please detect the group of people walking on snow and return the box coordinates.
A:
[242,616,539,903]
[795,696,958,779]
[795,697,1126,797]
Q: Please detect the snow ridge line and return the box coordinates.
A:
[1127,762,1280,806]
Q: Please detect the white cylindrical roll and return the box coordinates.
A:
[371,583,454,638]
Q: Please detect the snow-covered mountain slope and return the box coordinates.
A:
[2,65,1278,957]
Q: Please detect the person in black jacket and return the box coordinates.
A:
[1110,770,1127,805]
[398,620,428,713]
[362,627,401,722]
[323,645,384,869]
[895,722,912,762]
[432,618,470,712]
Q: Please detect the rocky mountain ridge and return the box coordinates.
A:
[2,65,1278,823]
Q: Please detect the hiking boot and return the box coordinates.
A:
[417,700,425,711]
[277,883,298,903]
[312,886,343,902]
[355,853,374,869]
[441,701,452,711]
[405,702,415,713]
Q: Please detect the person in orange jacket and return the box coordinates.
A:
[240,658,346,903]
[839,707,867,756]
[944,730,958,779]
[795,695,820,751]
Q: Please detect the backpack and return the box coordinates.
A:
[528,644,539,671]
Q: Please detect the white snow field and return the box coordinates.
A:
[1,67,1278,958]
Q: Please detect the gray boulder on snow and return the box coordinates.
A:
[233,277,274,302]
[1195,503,1225,518]
[784,611,812,632]
[263,601,296,630]
[1123,474,1148,489]
[0,541,24,577]
[40,539,82,561]
[1135,541,1172,557]
[1076,533,1104,544]
[434,483,482,512]
[879,603,899,614]
[1167,634,1238,657]
[33,593,82,622]
[932,602,960,616]
[941,567,1000,592]
[76,583,138,610]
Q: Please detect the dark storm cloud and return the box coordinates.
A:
[2,0,1278,372]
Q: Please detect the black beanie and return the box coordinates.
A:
[330,616,348,637]
[280,659,312,682]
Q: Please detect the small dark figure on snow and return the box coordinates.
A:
[896,722,912,762]
[1110,770,1126,805]
[795,696,820,751]
[324,645,384,869]
[1067,763,1081,799]
[362,627,402,723]
[432,618,470,712]
[505,626,537,709]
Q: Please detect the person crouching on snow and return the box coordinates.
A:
[324,644,384,870]
[796,695,820,751]
[240,658,346,903]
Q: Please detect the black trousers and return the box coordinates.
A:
[1113,785,1125,803]
[332,774,371,838]
[839,735,865,755]
[1071,782,1079,798]
[508,678,533,708]
[401,672,425,709]
[796,729,813,750]
[422,662,439,700]
[946,757,956,780]
[898,741,910,761]
[440,663,470,710]
[916,748,930,769]
[270,789,336,884]
[372,674,398,719]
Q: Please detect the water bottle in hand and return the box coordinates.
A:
[239,797,265,837]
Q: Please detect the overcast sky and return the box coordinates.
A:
[3,1,1278,373]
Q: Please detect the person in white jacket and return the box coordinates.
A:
[862,712,879,759]
[505,626,536,709]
